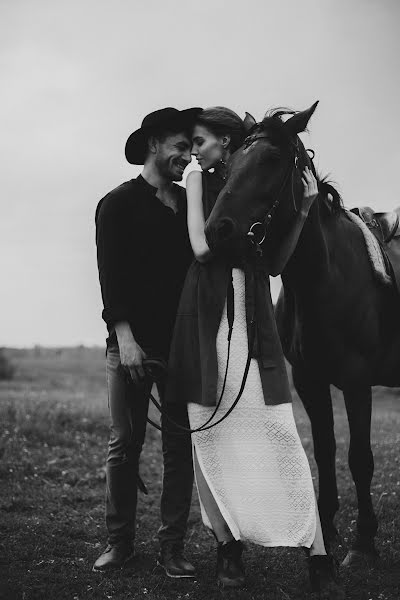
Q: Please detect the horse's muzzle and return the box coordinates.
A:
[206,217,237,251]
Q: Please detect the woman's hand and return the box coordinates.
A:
[301,166,319,217]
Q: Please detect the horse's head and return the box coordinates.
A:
[205,101,319,261]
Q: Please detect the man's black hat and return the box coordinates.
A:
[125,107,202,165]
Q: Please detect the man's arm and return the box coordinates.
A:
[96,193,146,384]
[114,321,146,383]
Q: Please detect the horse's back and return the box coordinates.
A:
[276,213,400,389]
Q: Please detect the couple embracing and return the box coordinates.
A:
[94,106,345,598]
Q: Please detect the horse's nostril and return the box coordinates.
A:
[216,218,235,242]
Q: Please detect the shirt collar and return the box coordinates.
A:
[136,174,158,194]
[136,174,185,208]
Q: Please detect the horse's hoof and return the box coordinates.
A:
[341,549,379,570]
[317,582,346,600]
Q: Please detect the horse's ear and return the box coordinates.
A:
[284,101,319,136]
[243,111,257,133]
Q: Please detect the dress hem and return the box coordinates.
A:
[192,441,241,541]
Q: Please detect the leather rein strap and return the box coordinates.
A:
[137,135,314,434]
[145,268,257,435]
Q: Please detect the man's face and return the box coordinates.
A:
[154,132,192,181]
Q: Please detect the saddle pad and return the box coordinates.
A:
[345,210,392,286]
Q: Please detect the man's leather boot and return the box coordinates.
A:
[158,544,196,578]
[93,540,134,572]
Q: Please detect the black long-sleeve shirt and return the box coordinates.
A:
[95,175,192,356]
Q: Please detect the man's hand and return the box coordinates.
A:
[301,166,319,217]
[115,322,147,385]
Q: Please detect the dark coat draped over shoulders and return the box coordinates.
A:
[165,171,292,408]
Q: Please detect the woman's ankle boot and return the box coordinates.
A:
[308,554,345,599]
[216,540,245,588]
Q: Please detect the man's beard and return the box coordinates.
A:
[155,155,182,181]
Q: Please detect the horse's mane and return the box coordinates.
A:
[264,107,296,121]
[259,108,344,215]
[318,177,343,215]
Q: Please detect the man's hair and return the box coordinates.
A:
[196,106,246,152]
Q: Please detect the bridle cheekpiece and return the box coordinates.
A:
[244,128,311,257]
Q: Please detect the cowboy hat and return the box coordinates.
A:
[125,107,202,165]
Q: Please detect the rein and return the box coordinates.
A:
[146,265,257,435]
[124,136,314,435]
[121,258,259,436]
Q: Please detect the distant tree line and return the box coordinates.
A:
[0,348,14,380]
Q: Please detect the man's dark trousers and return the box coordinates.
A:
[105,342,193,548]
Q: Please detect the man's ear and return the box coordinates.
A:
[284,101,319,136]
[243,111,257,133]
[147,135,158,154]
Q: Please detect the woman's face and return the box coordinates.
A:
[191,124,226,171]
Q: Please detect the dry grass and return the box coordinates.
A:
[0,348,399,600]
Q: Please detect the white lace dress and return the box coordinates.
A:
[188,269,317,547]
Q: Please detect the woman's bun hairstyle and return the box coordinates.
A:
[196,106,246,152]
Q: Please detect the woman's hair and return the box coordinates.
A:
[196,106,246,152]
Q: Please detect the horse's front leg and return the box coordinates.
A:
[342,386,379,568]
[292,366,339,550]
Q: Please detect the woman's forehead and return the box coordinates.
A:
[192,123,216,139]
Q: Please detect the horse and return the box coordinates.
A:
[204,102,400,569]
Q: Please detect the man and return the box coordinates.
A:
[94,107,201,576]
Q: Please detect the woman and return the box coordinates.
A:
[165,107,343,598]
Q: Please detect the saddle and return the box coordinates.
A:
[351,205,400,292]
[352,206,400,244]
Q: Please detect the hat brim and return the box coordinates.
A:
[125,107,202,165]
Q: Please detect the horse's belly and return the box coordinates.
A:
[372,334,400,386]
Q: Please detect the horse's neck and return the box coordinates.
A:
[282,201,331,292]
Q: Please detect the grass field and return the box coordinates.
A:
[0,347,399,600]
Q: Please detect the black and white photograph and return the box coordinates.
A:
[1,1,399,598]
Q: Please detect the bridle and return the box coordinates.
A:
[121,278,257,436]
[244,130,314,254]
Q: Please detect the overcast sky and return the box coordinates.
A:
[1,0,399,346]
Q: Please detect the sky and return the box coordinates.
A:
[1,0,399,347]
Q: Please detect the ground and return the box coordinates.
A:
[0,347,399,600]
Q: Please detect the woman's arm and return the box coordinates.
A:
[268,167,318,276]
[186,171,212,263]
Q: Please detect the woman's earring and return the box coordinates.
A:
[219,157,227,181]
[220,146,229,167]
